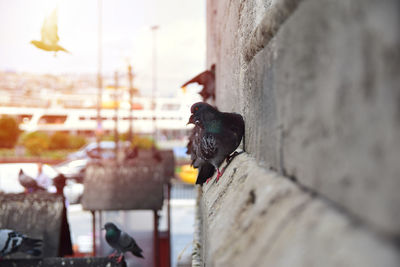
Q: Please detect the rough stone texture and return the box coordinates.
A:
[200,154,400,266]
[201,0,400,265]
[207,0,400,236]
[0,193,63,258]
[275,0,400,235]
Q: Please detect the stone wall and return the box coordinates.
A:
[197,0,400,265]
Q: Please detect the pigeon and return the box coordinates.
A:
[30,9,69,56]
[103,222,144,263]
[187,124,216,185]
[187,102,244,184]
[181,64,215,101]
[0,229,42,258]
[18,169,46,193]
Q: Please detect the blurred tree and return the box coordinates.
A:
[0,116,21,148]
[49,132,70,150]
[131,135,155,150]
[69,135,87,149]
[22,131,50,156]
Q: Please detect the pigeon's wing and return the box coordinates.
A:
[118,231,135,251]
[18,171,36,188]
[18,236,42,256]
[118,231,144,257]
[41,9,59,45]
[181,71,212,87]
[18,171,45,191]
[0,229,23,257]
[223,113,245,148]
[211,112,245,164]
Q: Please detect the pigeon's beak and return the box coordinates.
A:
[101,227,105,230]
[187,115,195,125]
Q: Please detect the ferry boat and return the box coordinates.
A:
[0,97,193,138]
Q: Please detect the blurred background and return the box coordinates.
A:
[0,0,207,266]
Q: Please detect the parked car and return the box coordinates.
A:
[0,163,83,204]
[67,141,128,160]
[53,159,88,183]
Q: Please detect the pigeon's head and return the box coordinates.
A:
[188,102,216,125]
[103,222,119,234]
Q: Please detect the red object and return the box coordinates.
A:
[159,231,171,267]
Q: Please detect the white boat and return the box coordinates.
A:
[0,97,192,137]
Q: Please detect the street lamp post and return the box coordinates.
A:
[128,64,134,144]
[151,25,159,142]
[96,0,103,145]
[93,0,103,257]
[114,71,119,158]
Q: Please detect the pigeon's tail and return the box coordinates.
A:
[134,251,144,258]
[130,244,144,259]
[25,248,42,256]
[196,163,215,185]
[20,237,42,256]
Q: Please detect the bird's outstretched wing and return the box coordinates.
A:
[41,9,59,46]
[181,71,212,88]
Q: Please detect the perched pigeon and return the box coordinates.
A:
[187,102,244,184]
[103,222,144,263]
[30,9,69,56]
[187,124,216,185]
[181,64,215,101]
[0,229,42,258]
[18,169,46,193]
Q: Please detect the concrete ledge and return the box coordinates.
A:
[197,153,400,266]
[192,187,203,267]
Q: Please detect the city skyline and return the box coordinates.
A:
[0,0,206,96]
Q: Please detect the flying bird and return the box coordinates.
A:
[0,229,42,258]
[187,102,244,184]
[103,222,144,263]
[30,9,69,56]
[18,169,46,193]
[181,64,215,101]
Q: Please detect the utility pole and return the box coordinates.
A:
[93,0,103,257]
[96,0,103,145]
[127,64,134,144]
[114,71,119,158]
[151,25,159,143]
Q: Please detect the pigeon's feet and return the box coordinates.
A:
[206,177,212,184]
[116,254,124,263]
[215,169,222,182]
[108,251,117,259]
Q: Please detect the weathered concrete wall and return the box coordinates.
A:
[0,193,64,258]
[198,154,400,266]
[198,0,400,265]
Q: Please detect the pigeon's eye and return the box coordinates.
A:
[195,107,199,111]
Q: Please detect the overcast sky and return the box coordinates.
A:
[0,0,206,96]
